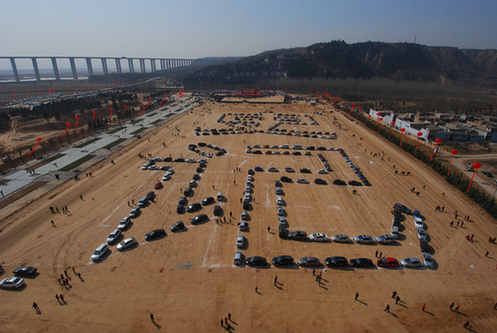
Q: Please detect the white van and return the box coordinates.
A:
[292,145,303,150]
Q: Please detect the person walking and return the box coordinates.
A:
[485,251,489,257]
[32,302,40,312]
[221,319,223,327]
[455,305,460,312]
[384,304,390,313]
[267,226,271,233]
[355,292,359,300]
[463,320,469,328]
[450,302,454,311]
[494,302,497,310]
[228,313,231,321]
[55,294,59,303]
[51,220,56,228]
[150,313,154,322]
[450,221,454,227]
[59,294,65,303]
[80,194,83,200]
[312,268,316,276]
[375,250,378,257]
[392,291,397,299]
[395,296,400,304]
[274,276,277,286]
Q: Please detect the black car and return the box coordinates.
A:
[363,180,372,187]
[306,146,315,150]
[163,157,173,162]
[300,168,311,173]
[316,147,326,151]
[13,266,37,277]
[170,221,186,232]
[191,214,209,225]
[288,231,307,240]
[483,171,494,177]
[333,179,347,186]
[215,151,224,156]
[184,188,193,197]
[242,200,250,210]
[292,151,301,156]
[213,205,222,216]
[314,178,327,185]
[393,203,412,215]
[246,256,267,267]
[178,197,188,206]
[280,176,292,183]
[275,180,282,187]
[146,191,156,200]
[272,255,294,267]
[325,256,349,268]
[348,180,363,186]
[196,167,204,173]
[192,174,201,180]
[350,258,375,268]
[177,205,185,214]
[248,168,255,175]
[201,197,215,205]
[174,158,185,162]
[198,142,206,147]
[186,203,202,212]
[253,150,263,155]
[144,229,166,241]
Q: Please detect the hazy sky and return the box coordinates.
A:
[1,0,496,69]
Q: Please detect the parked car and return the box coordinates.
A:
[333,179,347,186]
[377,257,400,268]
[239,221,248,231]
[246,256,267,267]
[138,197,148,208]
[288,231,307,240]
[393,203,412,215]
[254,166,264,172]
[350,258,375,268]
[375,234,397,244]
[118,217,131,230]
[213,205,222,216]
[297,256,321,267]
[309,233,329,242]
[236,234,245,248]
[325,256,349,268]
[170,221,186,232]
[331,234,351,243]
[277,207,285,216]
[129,207,141,218]
[317,169,328,174]
[144,229,166,241]
[241,211,248,220]
[280,176,292,183]
[146,191,156,200]
[154,181,162,189]
[233,251,243,265]
[186,203,202,213]
[417,228,427,241]
[300,168,311,173]
[268,167,279,172]
[201,197,215,205]
[353,235,375,244]
[91,243,109,262]
[285,167,295,172]
[348,180,362,186]
[117,237,138,251]
[178,197,188,206]
[297,178,309,184]
[0,277,25,289]
[191,214,209,225]
[400,257,424,268]
[422,252,434,269]
[272,255,294,267]
[12,266,37,277]
[314,178,327,185]
[106,229,121,244]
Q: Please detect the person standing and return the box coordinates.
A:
[422,303,426,311]
[355,292,359,300]
[150,313,154,322]
[450,302,454,311]
[384,304,390,313]
[274,276,277,286]
[395,296,400,304]
[32,302,40,312]
[392,291,397,299]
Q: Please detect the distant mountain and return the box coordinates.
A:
[183,41,497,87]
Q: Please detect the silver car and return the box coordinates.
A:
[236,235,245,248]
[118,217,131,230]
[331,234,350,243]
[400,257,424,268]
[277,207,285,216]
[106,229,121,244]
[117,237,138,251]
[0,277,25,289]
[422,252,434,269]
[417,228,427,241]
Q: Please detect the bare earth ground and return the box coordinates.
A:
[1,98,497,332]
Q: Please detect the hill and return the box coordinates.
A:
[183,40,497,88]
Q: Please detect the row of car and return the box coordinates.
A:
[339,149,372,187]
[235,173,256,248]
[234,254,433,269]
[250,144,337,150]
[0,266,39,289]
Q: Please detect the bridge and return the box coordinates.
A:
[0,56,219,82]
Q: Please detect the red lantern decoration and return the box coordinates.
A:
[378,117,383,133]
[430,138,442,161]
[28,137,42,155]
[60,123,71,139]
[363,115,371,125]
[92,111,96,123]
[467,162,482,192]
[414,132,423,155]
[75,116,79,129]
[389,121,395,139]
[448,149,459,175]
[400,128,406,148]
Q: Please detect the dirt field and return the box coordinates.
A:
[1,98,497,332]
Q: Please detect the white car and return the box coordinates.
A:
[414,217,424,229]
[0,277,25,289]
[118,217,131,230]
[422,252,434,269]
[268,167,279,172]
[236,234,245,248]
[296,178,309,184]
[417,228,427,241]
[117,237,138,251]
[272,151,281,155]
[166,169,175,175]
[186,158,196,163]
[162,174,171,181]
[241,211,248,220]
[142,165,149,170]
[276,196,283,205]
[317,169,328,174]
[106,229,121,244]
[148,165,159,170]
[309,233,329,242]
[244,192,251,201]
[331,234,350,243]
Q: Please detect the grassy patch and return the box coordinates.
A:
[29,154,65,169]
[131,118,143,124]
[102,138,127,149]
[60,155,96,171]
[75,138,101,148]
[108,127,125,134]
[150,119,163,125]
[131,128,147,135]
[147,113,157,117]
[165,113,174,118]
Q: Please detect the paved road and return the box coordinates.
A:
[0,97,195,208]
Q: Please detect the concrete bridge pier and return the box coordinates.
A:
[139,59,146,73]
[31,58,41,81]
[51,57,60,80]
[115,58,122,74]
[69,57,78,79]
[128,58,134,73]
[101,58,108,75]
[86,58,93,77]
[10,58,20,83]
